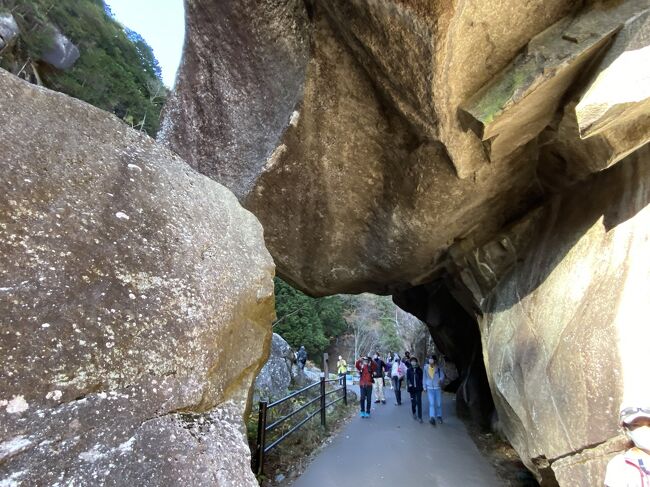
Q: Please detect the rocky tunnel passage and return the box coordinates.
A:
[1,0,649,486]
[160,0,650,485]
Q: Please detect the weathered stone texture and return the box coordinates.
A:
[159,0,310,199]
[254,333,294,401]
[0,70,275,486]
[156,0,650,485]
[479,147,650,483]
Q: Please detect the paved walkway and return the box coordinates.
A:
[291,387,504,487]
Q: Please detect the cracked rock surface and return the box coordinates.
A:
[0,69,275,486]
[162,1,650,485]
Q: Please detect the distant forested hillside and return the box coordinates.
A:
[0,0,167,136]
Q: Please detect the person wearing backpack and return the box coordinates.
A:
[391,354,407,405]
[423,355,445,425]
[406,356,424,423]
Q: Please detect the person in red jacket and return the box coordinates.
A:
[355,355,377,418]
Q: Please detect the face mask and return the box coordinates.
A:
[628,426,650,451]
[428,359,434,364]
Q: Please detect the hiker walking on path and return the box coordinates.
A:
[296,345,307,370]
[336,355,347,385]
[355,355,377,418]
[391,354,407,405]
[424,355,445,425]
[407,356,424,423]
[605,404,650,486]
[372,352,387,404]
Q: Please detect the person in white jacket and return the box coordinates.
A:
[605,404,650,487]
[423,355,445,425]
[390,354,406,405]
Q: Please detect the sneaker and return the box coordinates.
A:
[381,400,386,404]
[360,411,365,418]
[418,418,423,423]
[438,417,443,424]
[429,418,435,425]
[366,412,371,418]
[374,400,380,403]
[412,413,417,420]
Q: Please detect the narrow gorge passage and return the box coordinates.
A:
[2,0,649,486]
[292,392,502,487]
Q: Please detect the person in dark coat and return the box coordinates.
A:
[296,345,307,370]
[372,352,387,404]
[406,356,424,423]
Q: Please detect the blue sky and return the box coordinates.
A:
[105,0,185,88]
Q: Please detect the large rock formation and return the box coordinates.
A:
[160,0,650,484]
[254,333,295,401]
[0,70,275,486]
[445,147,650,484]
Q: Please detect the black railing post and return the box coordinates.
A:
[255,400,268,476]
[343,374,347,405]
[320,375,326,427]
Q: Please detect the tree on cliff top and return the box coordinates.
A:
[0,0,167,136]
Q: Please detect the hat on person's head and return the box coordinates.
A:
[620,405,650,425]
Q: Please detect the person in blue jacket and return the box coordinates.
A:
[423,355,445,425]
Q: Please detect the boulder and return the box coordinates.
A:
[575,9,650,156]
[40,28,80,70]
[159,0,311,199]
[162,0,582,295]
[158,1,650,484]
[0,13,19,51]
[0,69,275,486]
[254,333,294,400]
[291,365,321,387]
[460,0,648,162]
[478,147,650,483]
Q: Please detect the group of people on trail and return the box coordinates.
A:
[355,351,445,425]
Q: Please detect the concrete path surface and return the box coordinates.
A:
[291,387,504,487]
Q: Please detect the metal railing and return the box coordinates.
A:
[252,374,347,476]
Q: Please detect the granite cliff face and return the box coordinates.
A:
[162,0,650,484]
[0,70,275,486]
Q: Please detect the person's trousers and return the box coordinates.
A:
[373,378,385,402]
[392,376,402,404]
[427,388,443,419]
[359,385,372,413]
[338,372,345,386]
[410,390,422,419]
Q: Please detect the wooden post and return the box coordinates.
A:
[323,352,329,378]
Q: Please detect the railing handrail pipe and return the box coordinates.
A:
[254,374,347,476]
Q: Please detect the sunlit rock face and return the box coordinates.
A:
[163,0,648,297]
[163,0,650,485]
[448,147,649,484]
[0,70,275,486]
